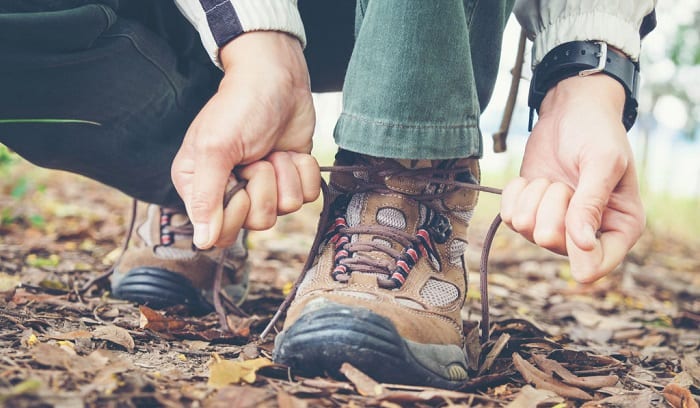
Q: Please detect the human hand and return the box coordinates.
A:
[500,74,645,283]
[171,32,320,250]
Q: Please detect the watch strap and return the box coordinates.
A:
[528,41,640,131]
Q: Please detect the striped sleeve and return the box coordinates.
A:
[174,0,306,69]
[514,0,656,67]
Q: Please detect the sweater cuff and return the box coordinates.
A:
[176,0,306,69]
[531,11,642,67]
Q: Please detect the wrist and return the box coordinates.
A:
[540,74,626,118]
[528,41,640,131]
[219,31,303,73]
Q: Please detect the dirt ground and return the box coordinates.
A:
[0,161,698,407]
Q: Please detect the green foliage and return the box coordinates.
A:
[0,145,16,174]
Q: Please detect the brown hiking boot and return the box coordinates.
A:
[273,150,480,389]
[111,204,249,312]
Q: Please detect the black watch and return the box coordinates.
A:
[528,41,640,132]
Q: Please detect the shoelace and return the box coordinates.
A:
[83,166,502,343]
[260,164,503,343]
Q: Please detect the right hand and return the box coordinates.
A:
[171,31,320,250]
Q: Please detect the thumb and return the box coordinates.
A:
[189,149,238,249]
[566,156,626,251]
[565,155,627,282]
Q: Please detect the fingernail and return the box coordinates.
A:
[193,223,210,248]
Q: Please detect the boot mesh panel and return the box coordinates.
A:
[420,278,459,307]
[376,207,407,229]
[448,239,467,265]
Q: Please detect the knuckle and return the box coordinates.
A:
[533,227,560,249]
[295,153,319,169]
[279,197,303,214]
[511,215,533,234]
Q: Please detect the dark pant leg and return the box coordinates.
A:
[299,0,356,93]
[0,2,354,208]
[0,3,220,208]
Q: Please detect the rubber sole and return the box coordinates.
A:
[273,303,469,389]
[111,267,212,313]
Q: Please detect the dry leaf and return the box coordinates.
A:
[205,385,273,408]
[512,353,592,400]
[505,385,562,408]
[663,383,699,408]
[277,391,308,408]
[681,355,700,387]
[340,362,385,397]
[479,333,510,375]
[464,324,481,371]
[580,390,655,407]
[532,354,619,389]
[139,305,187,332]
[47,330,92,340]
[32,343,73,368]
[207,357,273,388]
[92,325,135,353]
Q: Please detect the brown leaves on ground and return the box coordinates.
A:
[665,383,700,408]
[1,160,699,406]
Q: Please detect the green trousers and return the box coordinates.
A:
[0,0,513,208]
[337,0,514,159]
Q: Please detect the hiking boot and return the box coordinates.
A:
[273,150,480,389]
[111,204,250,313]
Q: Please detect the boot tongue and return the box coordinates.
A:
[386,159,435,194]
[330,150,437,196]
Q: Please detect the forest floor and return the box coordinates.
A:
[0,160,698,407]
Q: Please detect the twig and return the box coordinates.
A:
[625,374,665,389]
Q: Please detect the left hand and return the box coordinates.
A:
[500,74,646,283]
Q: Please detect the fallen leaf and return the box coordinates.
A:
[532,354,619,389]
[139,305,187,332]
[32,344,73,368]
[505,385,563,408]
[277,391,308,408]
[512,353,592,400]
[207,357,273,388]
[340,362,385,397]
[580,389,656,407]
[479,333,510,375]
[663,383,699,408]
[92,325,134,353]
[47,329,92,340]
[0,272,21,291]
[205,385,273,408]
[628,333,666,347]
[681,355,700,387]
[464,324,481,371]
[0,378,42,404]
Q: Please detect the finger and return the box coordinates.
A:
[289,152,321,202]
[267,152,304,215]
[500,177,528,227]
[510,178,551,242]
[566,153,627,251]
[532,182,573,255]
[238,161,278,230]
[216,175,251,247]
[189,140,239,249]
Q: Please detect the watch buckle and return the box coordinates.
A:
[578,41,607,77]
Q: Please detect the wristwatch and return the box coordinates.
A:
[528,41,640,132]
